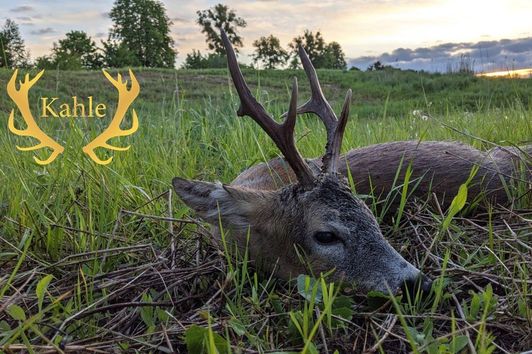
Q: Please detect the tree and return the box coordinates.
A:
[288,30,326,68]
[367,61,386,71]
[52,31,102,70]
[321,42,346,70]
[34,55,54,69]
[182,50,226,69]
[182,50,205,69]
[196,4,246,54]
[102,38,140,68]
[0,19,29,68]
[109,0,176,68]
[252,35,288,69]
[288,30,348,69]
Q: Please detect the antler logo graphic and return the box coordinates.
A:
[82,69,140,165]
[7,70,64,165]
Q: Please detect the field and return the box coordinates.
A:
[0,67,530,353]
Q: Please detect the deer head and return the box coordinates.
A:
[173,31,431,294]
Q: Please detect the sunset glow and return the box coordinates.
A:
[477,68,532,78]
[1,0,531,70]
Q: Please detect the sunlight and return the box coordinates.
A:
[476,68,532,78]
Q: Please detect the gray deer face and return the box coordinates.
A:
[173,175,428,294]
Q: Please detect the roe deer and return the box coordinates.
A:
[173,31,530,294]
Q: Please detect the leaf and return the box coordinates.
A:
[305,341,318,354]
[366,290,390,310]
[140,293,154,328]
[442,183,468,230]
[271,295,283,314]
[423,318,434,338]
[297,274,322,303]
[184,325,228,354]
[450,335,469,353]
[332,295,353,309]
[7,304,26,321]
[469,294,481,321]
[228,318,246,336]
[332,295,354,323]
[332,307,353,322]
[0,320,11,332]
[406,326,425,345]
[36,274,53,312]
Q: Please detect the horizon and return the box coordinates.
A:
[1,0,531,72]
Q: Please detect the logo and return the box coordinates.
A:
[6,69,140,165]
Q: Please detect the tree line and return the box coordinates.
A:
[0,1,348,70]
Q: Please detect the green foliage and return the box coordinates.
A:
[102,38,140,68]
[0,19,29,68]
[6,305,26,322]
[184,324,229,354]
[182,50,227,69]
[34,55,55,69]
[407,319,469,353]
[442,165,479,230]
[289,30,325,68]
[462,284,497,322]
[109,0,176,68]
[47,30,103,70]
[196,3,247,55]
[367,61,390,71]
[289,275,353,351]
[252,35,289,69]
[289,30,347,69]
[36,275,53,312]
[321,42,347,70]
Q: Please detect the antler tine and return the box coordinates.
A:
[221,29,315,187]
[324,89,352,174]
[296,46,338,132]
[280,46,351,175]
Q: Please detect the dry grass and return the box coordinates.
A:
[1,192,530,352]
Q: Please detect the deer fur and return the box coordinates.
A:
[232,141,531,211]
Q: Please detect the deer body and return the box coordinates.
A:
[232,141,530,210]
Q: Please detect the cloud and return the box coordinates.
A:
[171,17,188,23]
[15,16,34,25]
[30,27,56,35]
[348,37,532,72]
[13,0,532,67]
[10,5,34,13]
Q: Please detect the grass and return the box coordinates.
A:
[0,67,530,352]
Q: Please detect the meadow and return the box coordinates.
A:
[0,67,530,352]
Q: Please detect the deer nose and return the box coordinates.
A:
[401,273,432,300]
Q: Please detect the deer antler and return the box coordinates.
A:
[221,30,316,187]
[284,47,352,175]
[82,69,140,165]
[7,70,64,165]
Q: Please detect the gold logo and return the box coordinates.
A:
[7,70,64,165]
[5,69,140,165]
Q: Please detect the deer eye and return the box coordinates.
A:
[314,231,339,245]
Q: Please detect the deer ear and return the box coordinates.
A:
[172,177,266,229]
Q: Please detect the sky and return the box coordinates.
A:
[1,0,531,72]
